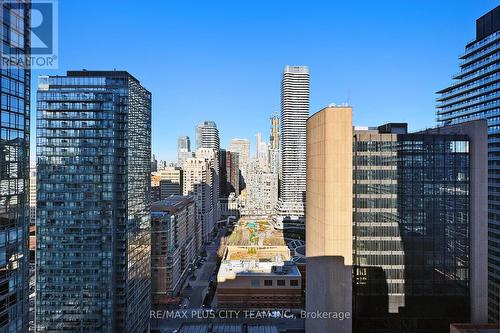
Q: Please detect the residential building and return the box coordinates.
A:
[277,65,309,224]
[196,121,220,151]
[177,135,193,167]
[241,159,278,217]
[0,2,31,331]
[183,157,214,244]
[29,168,36,263]
[306,106,488,333]
[196,148,220,226]
[151,196,198,302]
[220,149,239,198]
[29,167,36,225]
[220,193,239,219]
[228,138,250,190]
[269,114,281,176]
[270,113,279,150]
[36,70,152,333]
[255,132,269,169]
[436,6,500,321]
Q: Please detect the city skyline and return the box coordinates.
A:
[2,1,498,332]
[28,0,498,162]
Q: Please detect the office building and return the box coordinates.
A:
[151,196,198,302]
[151,153,158,172]
[177,135,193,167]
[228,138,250,189]
[153,167,183,199]
[220,149,239,197]
[306,106,353,333]
[0,2,31,331]
[196,121,220,151]
[241,159,278,216]
[36,71,152,332]
[306,106,488,333]
[436,6,500,321]
[277,65,309,224]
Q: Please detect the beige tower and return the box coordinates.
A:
[306,105,353,333]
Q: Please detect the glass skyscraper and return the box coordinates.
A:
[0,1,31,332]
[36,71,152,332]
[436,6,500,322]
[353,125,472,332]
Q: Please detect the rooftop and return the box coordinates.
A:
[151,195,194,214]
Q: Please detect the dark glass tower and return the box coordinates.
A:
[353,125,474,332]
[0,1,31,332]
[436,6,500,321]
[36,71,152,332]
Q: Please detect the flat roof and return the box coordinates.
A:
[151,195,194,214]
[218,259,301,281]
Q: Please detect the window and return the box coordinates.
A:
[290,280,299,287]
[264,280,272,286]
[277,280,285,286]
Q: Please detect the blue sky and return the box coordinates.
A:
[31,0,498,162]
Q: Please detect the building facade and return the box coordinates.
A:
[306,106,488,333]
[216,246,302,309]
[151,196,198,302]
[270,113,279,150]
[436,6,500,321]
[177,135,193,167]
[277,65,309,224]
[220,149,239,197]
[195,121,220,151]
[241,159,278,217]
[0,2,31,331]
[183,157,214,244]
[255,132,269,169]
[306,106,353,333]
[228,138,250,190]
[36,71,152,332]
[154,167,183,199]
[353,123,487,332]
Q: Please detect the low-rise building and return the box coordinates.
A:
[216,245,302,309]
[151,196,199,303]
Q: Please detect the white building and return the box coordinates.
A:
[196,121,220,151]
[183,157,214,243]
[255,132,269,169]
[277,65,309,223]
[29,167,36,225]
[242,159,278,217]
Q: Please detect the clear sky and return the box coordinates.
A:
[30,0,498,162]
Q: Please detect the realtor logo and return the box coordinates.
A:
[1,0,58,69]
